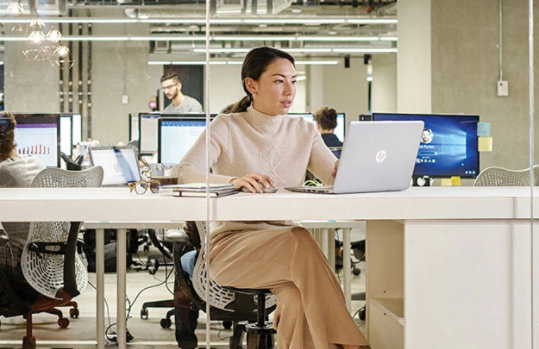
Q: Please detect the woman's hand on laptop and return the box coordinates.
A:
[230,174,275,193]
[332,160,340,178]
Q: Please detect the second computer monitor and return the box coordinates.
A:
[13,113,61,167]
[372,113,480,178]
[158,117,211,164]
[292,112,346,143]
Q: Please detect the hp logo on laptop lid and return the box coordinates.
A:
[376,150,387,163]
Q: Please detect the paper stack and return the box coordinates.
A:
[163,182,238,198]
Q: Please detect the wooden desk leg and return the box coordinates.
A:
[96,228,105,349]
[343,228,351,312]
[116,229,127,348]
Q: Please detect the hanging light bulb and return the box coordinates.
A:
[28,30,44,44]
[30,18,44,29]
[6,0,23,15]
[46,28,61,42]
[56,43,69,58]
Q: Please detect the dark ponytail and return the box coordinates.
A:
[226,96,252,113]
[229,47,295,114]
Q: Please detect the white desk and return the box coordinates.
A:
[1,187,538,349]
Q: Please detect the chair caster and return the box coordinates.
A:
[140,308,149,320]
[222,320,233,330]
[58,317,70,328]
[69,307,79,319]
[353,267,361,276]
[22,335,36,349]
[147,258,159,275]
[358,306,366,321]
[160,318,172,328]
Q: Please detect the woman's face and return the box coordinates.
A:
[247,58,297,116]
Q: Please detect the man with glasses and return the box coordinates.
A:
[160,72,203,113]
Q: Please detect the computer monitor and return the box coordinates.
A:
[128,113,139,141]
[71,113,82,146]
[292,112,346,143]
[371,113,480,178]
[13,113,60,167]
[60,114,73,156]
[89,146,141,186]
[158,116,214,164]
[139,113,161,155]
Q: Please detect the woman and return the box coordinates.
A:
[177,47,369,349]
[0,112,45,280]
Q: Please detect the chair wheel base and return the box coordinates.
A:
[23,336,36,349]
[245,325,275,349]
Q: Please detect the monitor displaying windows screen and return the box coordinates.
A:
[60,114,73,156]
[372,113,480,178]
[13,113,60,167]
[158,117,209,164]
[292,112,346,143]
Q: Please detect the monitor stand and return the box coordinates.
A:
[413,176,431,187]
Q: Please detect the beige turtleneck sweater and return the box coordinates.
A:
[177,106,337,237]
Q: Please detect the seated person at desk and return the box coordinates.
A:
[0,112,45,284]
[177,47,369,349]
[313,106,343,148]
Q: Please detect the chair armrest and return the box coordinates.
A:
[63,222,82,298]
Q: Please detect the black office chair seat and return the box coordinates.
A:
[221,287,276,349]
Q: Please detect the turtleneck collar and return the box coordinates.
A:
[245,105,285,134]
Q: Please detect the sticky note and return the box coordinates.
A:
[478,137,493,152]
[441,178,452,186]
[477,122,491,137]
[451,176,461,186]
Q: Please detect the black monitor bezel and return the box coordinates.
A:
[157,115,215,164]
[13,113,61,168]
[371,112,480,179]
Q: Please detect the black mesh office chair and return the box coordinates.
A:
[173,221,276,349]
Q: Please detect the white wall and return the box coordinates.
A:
[4,41,59,113]
[372,54,397,113]
[321,58,369,123]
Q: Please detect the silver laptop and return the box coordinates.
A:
[286,121,424,194]
[89,146,141,186]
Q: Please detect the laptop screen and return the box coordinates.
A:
[89,147,141,186]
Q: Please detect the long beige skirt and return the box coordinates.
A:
[209,225,369,349]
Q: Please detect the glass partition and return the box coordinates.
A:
[0,0,537,347]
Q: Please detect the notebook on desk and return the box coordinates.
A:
[286,121,424,194]
[89,146,141,186]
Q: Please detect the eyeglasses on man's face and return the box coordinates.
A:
[128,180,161,195]
[161,83,178,91]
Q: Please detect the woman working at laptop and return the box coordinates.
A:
[177,47,369,349]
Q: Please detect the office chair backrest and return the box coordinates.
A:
[21,166,104,300]
[191,221,276,311]
[474,165,539,187]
